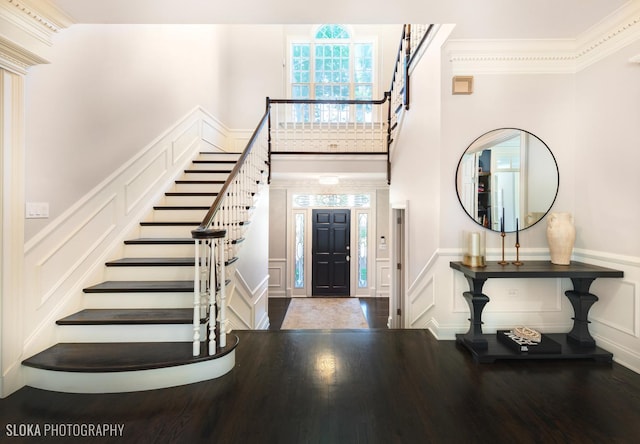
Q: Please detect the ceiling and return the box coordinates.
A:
[51,0,631,40]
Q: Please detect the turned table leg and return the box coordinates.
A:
[459,276,489,350]
[566,277,598,347]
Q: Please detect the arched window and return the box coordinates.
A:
[290,25,375,122]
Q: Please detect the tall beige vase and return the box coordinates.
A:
[546,212,575,265]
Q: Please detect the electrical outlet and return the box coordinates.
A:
[26,202,49,219]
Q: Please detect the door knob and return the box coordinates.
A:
[346,255,350,262]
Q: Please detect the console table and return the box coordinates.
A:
[450,260,623,363]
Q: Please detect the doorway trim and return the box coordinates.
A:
[390,201,408,328]
[285,187,378,298]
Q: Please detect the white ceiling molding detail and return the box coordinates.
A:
[0,35,48,74]
[0,0,73,46]
[448,1,640,74]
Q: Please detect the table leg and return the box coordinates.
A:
[566,278,597,347]
[459,277,489,350]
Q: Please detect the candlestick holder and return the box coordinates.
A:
[498,231,508,265]
[512,242,524,266]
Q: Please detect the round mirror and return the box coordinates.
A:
[455,128,558,233]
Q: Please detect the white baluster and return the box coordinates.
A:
[218,230,227,348]
[193,240,201,356]
[208,238,217,355]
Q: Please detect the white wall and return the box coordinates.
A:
[574,40,640,257]
[25,24,228,240]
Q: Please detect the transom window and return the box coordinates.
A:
[290,25,375,122]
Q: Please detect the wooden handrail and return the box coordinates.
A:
[192,108,270,234]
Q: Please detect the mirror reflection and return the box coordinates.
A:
[455,128,559,233]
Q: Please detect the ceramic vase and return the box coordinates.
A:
[546,212,575,265]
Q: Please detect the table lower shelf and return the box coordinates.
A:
[456,333,613,364]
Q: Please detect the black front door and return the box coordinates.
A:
[312,209,350,296]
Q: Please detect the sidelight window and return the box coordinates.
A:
[294,213,305,288]
[358,213,368,288]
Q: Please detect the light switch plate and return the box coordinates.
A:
[26,202,49,219]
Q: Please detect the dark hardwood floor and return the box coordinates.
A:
[2,304,640,443]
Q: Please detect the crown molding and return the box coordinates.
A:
[447,0,640,74]
[0,34,48,74]
[0,0,73,46]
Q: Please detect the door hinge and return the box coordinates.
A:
[397,263,402,270]
[397,308,402,316]
[397,216,402,224]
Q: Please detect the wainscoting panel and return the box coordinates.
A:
[172,121,200,164]
[268,259,286,297]
[376,259,390,298]
[227,271,270,331]
[125,150,168,214]
[36,195,117,306]
[591,279,637,337]
[202,116,228,148]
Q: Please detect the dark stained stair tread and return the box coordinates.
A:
[124,238,193,245]
[165,192,218,196]
[57,308,198,325]
[140,221,200,226]
[22,336,238,372]
[105,258,195,267]
[153,205,210,210]
[83,280,194,293]
[175,180,225,184]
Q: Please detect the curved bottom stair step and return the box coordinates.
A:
[21,337,239,394]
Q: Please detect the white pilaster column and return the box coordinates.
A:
[0,68,26,398]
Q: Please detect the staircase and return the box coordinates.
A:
[22,150,259,394]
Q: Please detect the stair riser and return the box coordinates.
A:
[139,225,198,238]
[83,292,193,309]
[123,244,194,258]
[172,183,224,193]
[182,172,230,181]
[105,265,195,281]
[57,324,206,343]
[162,195,217,206]
[188,163,234,171]
[197,153,240,161]
[149,209,208,222]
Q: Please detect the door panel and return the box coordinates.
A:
[312,209,350,296]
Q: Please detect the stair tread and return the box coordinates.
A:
[165,192,218,196]
[175,180,225,184]
[124,238,193,245]
[184,169,232,173]
[194,159,237,164]
[57,308,197,325]
[22,336,239,372]
[140,221,200,226]
[84,280,194,293]
[153,205,210,210]
[106,257,195,267]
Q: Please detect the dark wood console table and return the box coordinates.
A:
[450,260,623,363]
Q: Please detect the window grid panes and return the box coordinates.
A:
[290,25,374,123]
